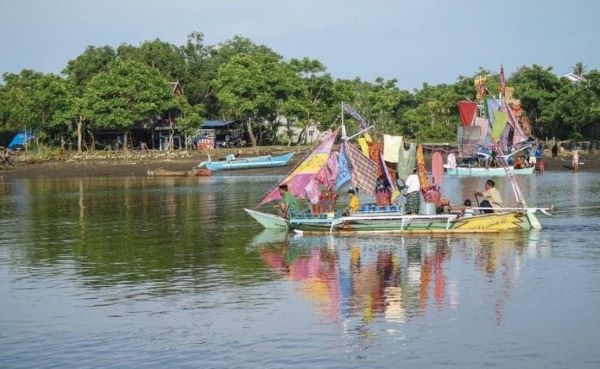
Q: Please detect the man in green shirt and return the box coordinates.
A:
[277,184,298,219]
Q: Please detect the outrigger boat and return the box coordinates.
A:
[443,164,534,177]
[245,103,550,235]
[198,152,294,171]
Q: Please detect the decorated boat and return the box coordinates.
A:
[245,103,550,235]
[443,164,534,177]
[198,152,294,171]
[448,66,541,177]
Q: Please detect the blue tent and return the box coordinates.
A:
[8,130,34,149]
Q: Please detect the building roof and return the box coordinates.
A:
[201,120,241,129]
[561,73,586,83]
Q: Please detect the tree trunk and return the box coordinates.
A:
[246,119,257,147]
[124,129,130,152]
[77,117,83,153]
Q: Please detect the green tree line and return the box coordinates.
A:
[1,32,598,151]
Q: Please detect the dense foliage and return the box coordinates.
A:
[1,32,598,150]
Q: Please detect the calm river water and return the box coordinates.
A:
[1,171,599,369]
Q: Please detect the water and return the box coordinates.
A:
[1,172,599,369]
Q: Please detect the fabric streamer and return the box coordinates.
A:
[458,101,478,126]
[431,151,444,188]
[357,137,370,157]
[491,111,508,143]
[383,134,402,163]
[335,146,351,190]
[257,130,338,206]
[396,141,416,182]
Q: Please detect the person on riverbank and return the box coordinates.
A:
[277,184,299,219]
[474,179,504,213]
[404,169,421,214]
[572,147,580,172]
[1,146,14,167]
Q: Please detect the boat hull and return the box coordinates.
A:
[244,209,289,229]
[444,165,534,177]
[289,211,538,235]
[205,152,294,171]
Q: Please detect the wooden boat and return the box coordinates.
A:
[147,168,212,177]
[246,205,546,235]
[199,152,294,171]
[443,164,534,177]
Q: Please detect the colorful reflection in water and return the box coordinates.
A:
[253,232,536,329]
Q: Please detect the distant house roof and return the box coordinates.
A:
[170,81,183,95]
[201,120,241,129]
[561,73,586,83]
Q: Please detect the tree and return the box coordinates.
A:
[84,60,173,149]
[118,39,187,82]
[215,51,304,147]
[63,46,116,89]
[509,65,565,138]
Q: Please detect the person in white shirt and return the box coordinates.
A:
[403,169,421,214]
[447,152,457,169]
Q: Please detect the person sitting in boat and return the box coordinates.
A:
[447,152,457,169]
[344,188,361,216]
[514,156,525,169]
[474,179,504,214]
[276,184,299,219]
[461,199,475,218]
[404,168,421,214]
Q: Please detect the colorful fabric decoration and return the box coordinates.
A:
[258,130,338,206]
[458,101,478,126]
[396,141,416,182]
[383,134,402,163]
[344,141,379,195]
[335,146,351,190]
[491,111,508,143]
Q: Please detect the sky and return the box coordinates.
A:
[0,0,598,89]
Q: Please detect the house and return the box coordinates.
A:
[561,73,586,83]
[197,120,243,149]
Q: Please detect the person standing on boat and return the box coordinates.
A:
[404,169,421,214]
[474,179,504,213]
[277,184,299,219]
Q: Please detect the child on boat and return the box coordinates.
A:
[462,199,475,218]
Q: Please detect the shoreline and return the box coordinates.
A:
[1,148,598,179]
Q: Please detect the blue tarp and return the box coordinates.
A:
[201,120,240,129]
[8,130,34,149]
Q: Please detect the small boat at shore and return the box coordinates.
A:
[443,164,534,177]
[198,152,294,171]
[147,168,211,177]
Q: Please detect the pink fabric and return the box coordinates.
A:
[431,151,444,188]
[305,152,339,204]
[257,130,337,207]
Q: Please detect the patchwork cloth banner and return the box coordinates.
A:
[458,101,478,126]
[344,141,379,195]
[474,117,490,140]
[257,130,338,207]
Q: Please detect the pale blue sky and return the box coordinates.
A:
[1,0,598,89]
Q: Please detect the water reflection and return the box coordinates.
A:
[253,232,538,331]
